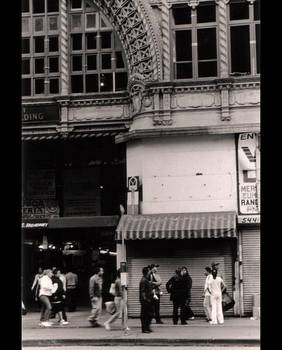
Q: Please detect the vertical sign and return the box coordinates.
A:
[127,176,139,214]
[238,133,259,216]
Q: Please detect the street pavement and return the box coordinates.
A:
[22,309,260,347]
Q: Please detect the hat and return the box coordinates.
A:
[149,264,159,269]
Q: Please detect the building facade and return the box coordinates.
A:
[22,0,260,315]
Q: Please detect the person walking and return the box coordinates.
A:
[31,267,43,303]
[203,266,212,322]
[50,269,69,325]
[139,266,154,333]
[207,268,226,325]
[181,266,194,321]
[104,269,123,330]
[38,269,58,327]
[88,266,104,327]
[65,268,79,312]
[149,264,164,324]
[166,267,191,325]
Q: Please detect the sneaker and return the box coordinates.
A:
[60,320,69,325]
[188,317,195,320]
[40,321,52,327]
[104,322,111,331]
[209,321,217,325]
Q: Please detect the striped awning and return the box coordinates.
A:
[116,211,237,240]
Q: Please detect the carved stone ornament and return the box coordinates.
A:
[128,73,146,115]
[187,0,200,9]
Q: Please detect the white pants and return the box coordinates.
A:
[88,297,102,323]
[210,294,224,324]
[203,295,212,320]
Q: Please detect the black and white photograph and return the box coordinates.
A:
[21,0,260,349]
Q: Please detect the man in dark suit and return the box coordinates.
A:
[139,266,154,333]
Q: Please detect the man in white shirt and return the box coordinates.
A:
[203,266,212,322]
[207,269,226,325]
[38,269,58,327]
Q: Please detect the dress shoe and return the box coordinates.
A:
[142,330,151,333]
[156,320,164,324]
[181,321,188,325]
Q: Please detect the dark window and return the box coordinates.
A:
[230,25,250,73]
[101,32,111,49]
[172,6,191,25]
[35,78,45,94]
[22,59,30,74]
[72,34,82,50]
[22,78,31,96]
[176,30,192,61]
[115,72,128,91]
[100,73,112,91]
[22,0,29,12]
[256,23,260,74]
[176,63,192,79]
[49,78,59,93]
[72,0,82,9]
[254,0,260,20]
[229,0,249,20]
[116,52,124,68]
[47,0,59,12]
[33,0,45,13]
[102,53,111,69]
[71,75,83,93]
[49,57,59,72]
[34,37,45,52]
[35,58,45,73]
[49,36,58,51]
[198,61,217,78]
[197,1,216,23]
[86,33,97,49]
[72,55,83,71]
[86,74,98,92]
[87,55,97,70]
[197,28,217,60]
[22,38,30,54]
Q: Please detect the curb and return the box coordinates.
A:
[22,338,260,347]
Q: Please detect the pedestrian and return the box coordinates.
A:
[149,264,164,324]
[50,269,69,325]
[207,268,226,325]
[38,269,58,327]
[104,269,123,330]
[181,266,194,320]
[166,267,191,325]
[65,268,79,312]
[203,266,212,322]
[31,267,43,302]
[57,269,68,322]
[88,266,104,327]
[22,300,27,315]
[139,266,154,333]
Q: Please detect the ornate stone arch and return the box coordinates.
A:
[91,0,163,83]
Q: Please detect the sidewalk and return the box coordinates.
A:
[22,309,260,347]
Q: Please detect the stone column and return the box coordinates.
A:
[60,0,69,95]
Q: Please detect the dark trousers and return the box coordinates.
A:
[66,288,78,312]
[172,299,186,324]
[152,296,161,321]
[140,302,153,332]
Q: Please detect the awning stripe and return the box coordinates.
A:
[116,212,237,240]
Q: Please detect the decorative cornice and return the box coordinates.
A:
[115,123,261,143]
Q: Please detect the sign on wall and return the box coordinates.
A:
[237,133,260,218]
[22,104,60,124]
[22,199,60,219]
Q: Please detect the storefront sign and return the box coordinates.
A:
[237,133,260,217]
[238,215,260,224]
[22,105,60,124]
[22,199,60,219]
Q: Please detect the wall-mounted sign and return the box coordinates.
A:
[238,215,260,224]
[237,133,260,216]
[22,199,60,219]
[22,104,60,124]
[128,176,139,192]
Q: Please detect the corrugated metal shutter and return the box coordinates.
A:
[241,230,260,315]
[127,240,234,317]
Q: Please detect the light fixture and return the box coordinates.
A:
[100,74,105,87]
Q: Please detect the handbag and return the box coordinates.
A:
[109,282,116,296]
[222,291,235,311]
[105,301,116,315]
